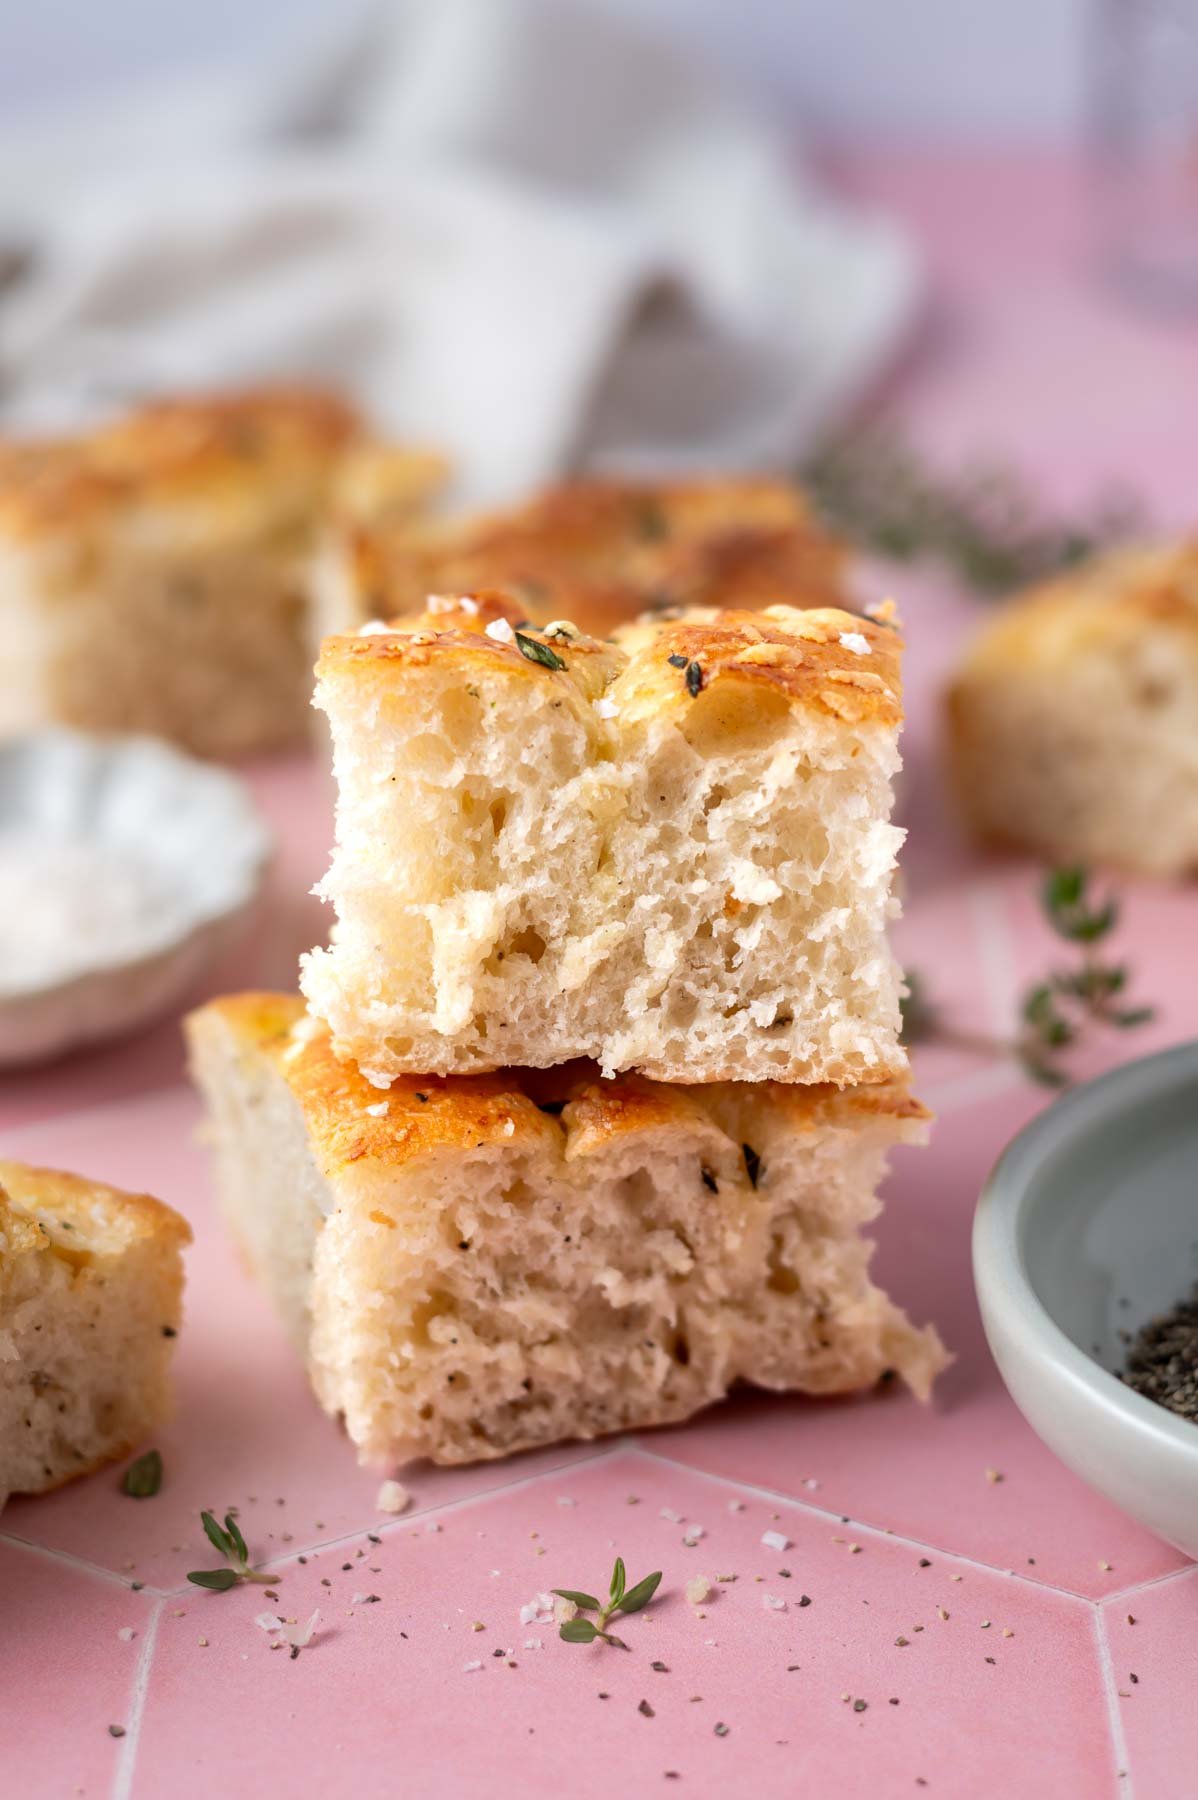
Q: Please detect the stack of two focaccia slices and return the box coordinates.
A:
[189,590,946,1466]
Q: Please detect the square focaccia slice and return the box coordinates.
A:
[187,994,945,1468]
[0,1161,188,1508]
[0,387,443,758]
[947,541,1198,874]
[301,592,907,1086]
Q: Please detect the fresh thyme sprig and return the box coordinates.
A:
[901,866,1153,1086]
[1015,867,1153,1085]
[515,630,566,672]
[553,1557,663,1649]
[187,1511,276,1592]
[801,429,1143,596]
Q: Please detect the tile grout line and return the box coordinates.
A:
[0,1443,634,1600]
[1091,1605,1135,1800]
[0,1530,167,1598]
[632,1443,1106,1605]
[159,1440,637,1596]
[969,879,1020,1039]
[1103,1558,1198,1606]
[110,1593,163,1800]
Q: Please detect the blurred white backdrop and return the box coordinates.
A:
[0,0,1087,139]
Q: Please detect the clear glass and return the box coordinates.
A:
[1090,0,1198,307]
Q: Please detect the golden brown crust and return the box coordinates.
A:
[319,594,625,705]
[196,995,927,1178]
[0,387,365,539]
[0,1159,192,1254]
[951,541,1198,683]
[337,475,848,638]
[319,595,902,728]
[615,604,903,727]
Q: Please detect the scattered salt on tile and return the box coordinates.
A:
[375,1480,410,1513]
[556,1497,577,1508]
[117,1628,136,1642]
[761,1530,791,1553]
[660,1508,683,1523]
[727,1500,745,1513]
[523,1637,544,1650]
[682,1526,706,1546]
[685,1577,711,1606]
[764,1594,786,1611]
[462,1660,483,1673]
[425,1522,442,1534]
[804,1479,819,1491]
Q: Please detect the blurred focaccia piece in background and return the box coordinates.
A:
[0,1160,189,1509]
[0,389,444,759]
[313,474,849,643]
[946,543,1198,876]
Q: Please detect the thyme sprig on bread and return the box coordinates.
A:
[903,866,1153,1085]
[554,1557,663,1649]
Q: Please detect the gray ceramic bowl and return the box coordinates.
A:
[974,1041,1198,1558]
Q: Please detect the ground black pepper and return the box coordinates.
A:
[1121,1286,1198,1421]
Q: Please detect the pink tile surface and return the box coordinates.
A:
[1100,1568,1198,1798]
[132,1453,1117,1800]
[3,150,1198,1797]
[0,1540,158,1794]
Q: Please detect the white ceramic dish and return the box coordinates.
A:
[0,730,271,1066]
[974,1041,1198,1558]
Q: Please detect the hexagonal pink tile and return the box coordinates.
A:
[131,1451,1117,1800]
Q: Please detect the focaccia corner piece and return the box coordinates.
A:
[0,388,444,759]
[301,592,907,1086]
[0,1160,189,1509]
[947,541,1198,875]
[314,473,848,643]
[187,993,946,1468]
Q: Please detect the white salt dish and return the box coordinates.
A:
[0,730,271,1066]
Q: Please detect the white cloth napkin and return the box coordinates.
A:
[0,0,919,506]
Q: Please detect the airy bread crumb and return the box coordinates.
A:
[301,593,907,1087]
[187,993,946,1469]
[0,1160,189,1508]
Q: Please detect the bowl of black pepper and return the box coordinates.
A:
[974,1040,1198,1558]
